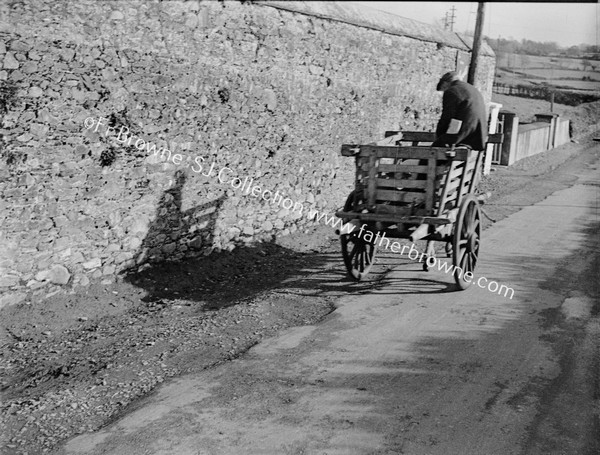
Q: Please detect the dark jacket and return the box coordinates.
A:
[434,80,488,150]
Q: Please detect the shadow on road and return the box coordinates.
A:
[123,233,467,313]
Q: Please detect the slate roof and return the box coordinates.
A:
[258,1,495,56]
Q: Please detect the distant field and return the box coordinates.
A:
[496,53,599,72]
[494,53,600,95]
[526,79,600,91]
[517,69,600,80]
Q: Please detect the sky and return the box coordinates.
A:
[354,2,598,48]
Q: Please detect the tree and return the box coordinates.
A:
[567,46,580,57]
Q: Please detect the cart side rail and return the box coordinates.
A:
[341,144,472,160]
[383,131,505,147]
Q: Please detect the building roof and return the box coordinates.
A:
[258,1,495,56]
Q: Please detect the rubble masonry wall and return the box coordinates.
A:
[0,0,495,307]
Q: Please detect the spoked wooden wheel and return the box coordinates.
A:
[340,190,377,280]
[452,195,481,289]
[340,231,377,281]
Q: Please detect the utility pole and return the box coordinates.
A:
[467,2,485,85]
[448,5,456,31]
[444,6,456,31]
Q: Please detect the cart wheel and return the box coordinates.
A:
[452,195,481,290]
[340,231,377,281]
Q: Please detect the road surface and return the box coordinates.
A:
[58,154,599,455]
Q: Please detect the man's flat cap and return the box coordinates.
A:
[436,71,459,90]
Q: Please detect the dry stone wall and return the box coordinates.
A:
[0,0,495,308]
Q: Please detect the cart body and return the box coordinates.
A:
[335,131,490,288]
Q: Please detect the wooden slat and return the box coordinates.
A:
[444,176,464,195]
[455,149,477,206]
[445,162,466,181]
[354,151,365,211]
[376,178,427,189]
[445,187,459,199]
[398,131,437,143]
[442,190,458,205]
[374,189,427,204]
[447,157,475,187]
[334,211,452,225]
[459,151,478,190]
[468,150,484,193]
[436,195,459,216]
[465,150,478,171]
[367,152,378,207]
[425,152,437,213]
[447,166,475,187]
[456,154,470,207]
[394,131,503,146]
[436,158,457,217]
[367,147,457,161]
[342,145,471,161]
[374,204,425,215]
[377,164,429,173]
[349,134,504,156]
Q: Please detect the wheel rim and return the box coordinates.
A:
[341,232,377,280]
[453,196,481,289]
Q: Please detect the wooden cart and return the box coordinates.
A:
[335,131,502,289]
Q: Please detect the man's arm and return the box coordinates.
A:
[435,90,459,139]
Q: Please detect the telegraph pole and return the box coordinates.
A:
[448,5,456,31]
[444,6,456,31]
[467,2,485,85]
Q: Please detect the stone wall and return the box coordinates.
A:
[0,0,495,308]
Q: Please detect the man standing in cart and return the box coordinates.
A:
[432,71,488,150]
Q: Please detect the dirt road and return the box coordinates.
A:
[56,146,599,454]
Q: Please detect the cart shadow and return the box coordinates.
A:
[125,233,462,310]
[123,171,463,311]
[369,255,461,294]
[124,242,343,310]
[372,276,457,294]
[122,171,360,308]
[122,184,341,310]
[236,249,462,299]
[134,170,227,267]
